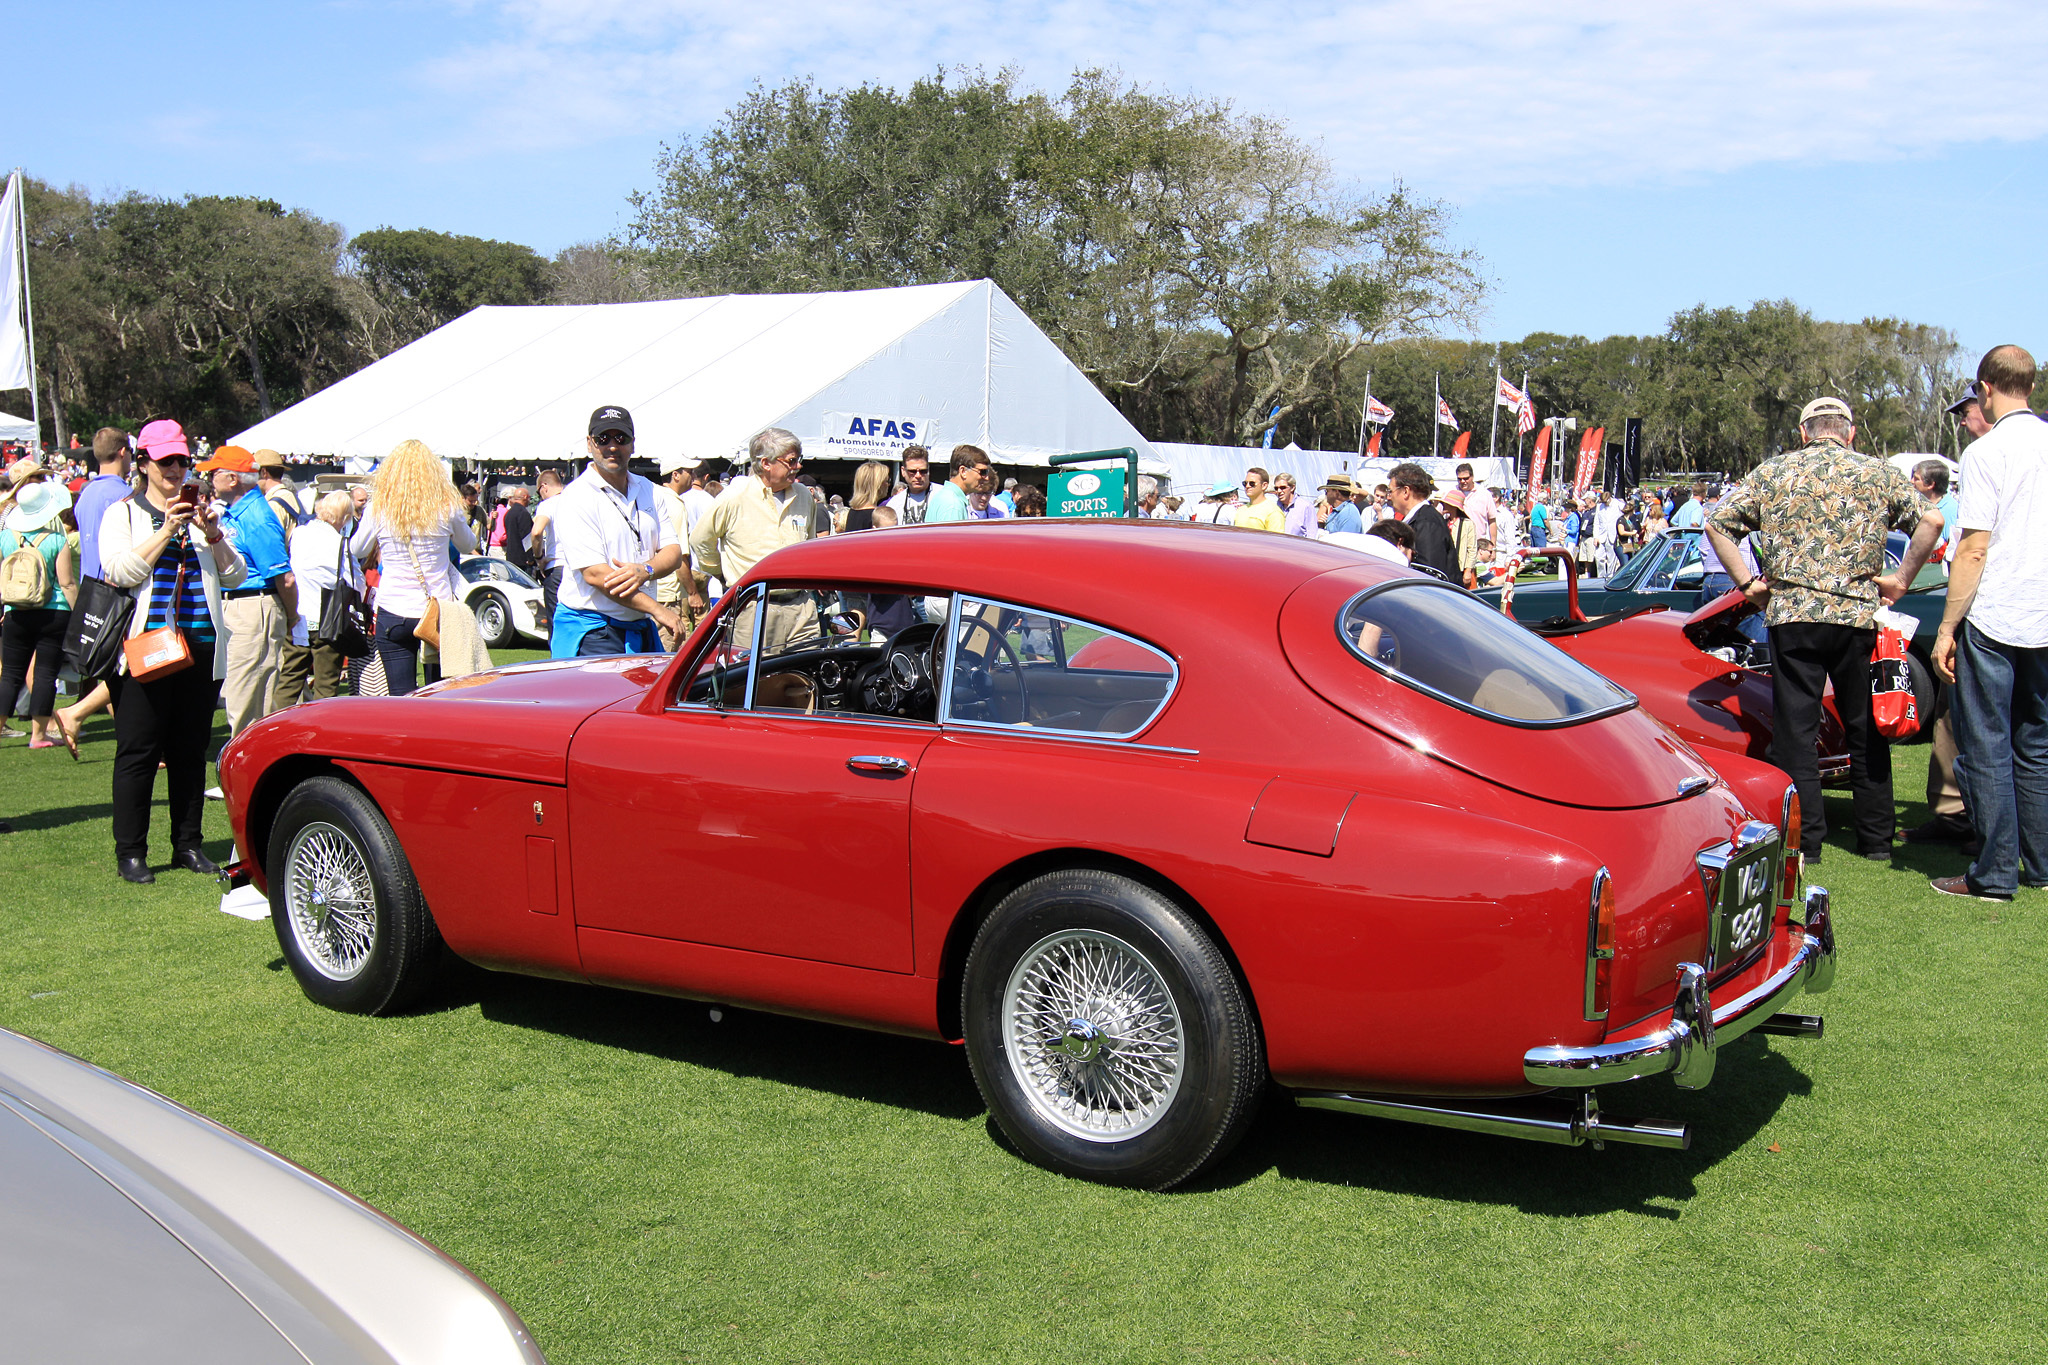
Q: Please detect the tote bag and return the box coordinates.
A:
[64,576,136,679]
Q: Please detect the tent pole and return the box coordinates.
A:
[13,170,41,451]
[1433,373,1440,462]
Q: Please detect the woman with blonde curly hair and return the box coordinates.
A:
[349,439,476,694]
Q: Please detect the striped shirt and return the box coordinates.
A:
[135,500,215,644]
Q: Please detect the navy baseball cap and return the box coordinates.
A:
[1945,383,1980,415]
[588,405,634,439]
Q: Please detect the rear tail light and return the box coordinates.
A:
[1780,783,1803,902]
[1584,868,1616,1021]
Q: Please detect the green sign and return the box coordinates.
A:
[1050,466,1127,518]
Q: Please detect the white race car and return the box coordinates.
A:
[457,557,550,648]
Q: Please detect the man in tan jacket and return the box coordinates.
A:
[688,428,819,655]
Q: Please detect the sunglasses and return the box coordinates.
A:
[770,452,803,466]
[593,433,633,449]
[149,453,191,466]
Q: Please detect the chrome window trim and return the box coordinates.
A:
[943,727,1199,758]
[662,584,762,713]
[937,594,1181,742]
[1335,579,1637,730]
[741,583,765,710]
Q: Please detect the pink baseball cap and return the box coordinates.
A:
[137,419,191,460]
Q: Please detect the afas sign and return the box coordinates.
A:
[819,412,933,457]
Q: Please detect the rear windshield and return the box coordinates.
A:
[1339,581,1635,727]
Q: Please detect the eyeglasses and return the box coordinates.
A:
[593,433,633,449]
[1242,479,1263,488]
[769,452,803,467]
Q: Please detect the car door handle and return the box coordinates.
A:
[847,755,911,776]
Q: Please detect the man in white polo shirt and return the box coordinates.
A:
[548,404,684,657]
[1931,344,2048,901]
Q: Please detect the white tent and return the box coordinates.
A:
[1151,441,1521,500]
[230,280,1156,471]
[0,410,35,443]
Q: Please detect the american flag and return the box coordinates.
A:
[1436,395,1458,429]
[1517,396,1537,434]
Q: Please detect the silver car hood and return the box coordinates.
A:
[0,1027,545,1365]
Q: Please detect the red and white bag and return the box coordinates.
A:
[1869,608,1919,740]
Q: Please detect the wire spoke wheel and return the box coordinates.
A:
[283,821,379,981]
[1002,929,1185,1140]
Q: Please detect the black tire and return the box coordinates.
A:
[267,776,442,1015]
[1906,649,1937,745]
[961,869,1264,1189]
[473,588,516,649]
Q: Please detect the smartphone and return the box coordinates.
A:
[175,482,200,507]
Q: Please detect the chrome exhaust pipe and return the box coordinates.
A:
[1296,1090,1690,1151]
[1752,1012,1825,1039]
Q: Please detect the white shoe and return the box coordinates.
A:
[204,786,225,801]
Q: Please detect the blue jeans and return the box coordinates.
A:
[1952,621,2048,895]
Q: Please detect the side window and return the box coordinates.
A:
[680,581,943,722]
[678,585,758,708]
[947,598,1176,737]
[1641,538,1691,591]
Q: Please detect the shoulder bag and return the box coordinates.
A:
[316,526,375,658]
[123,535,195,682]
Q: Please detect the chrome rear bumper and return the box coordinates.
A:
[1523,886,1834,1091]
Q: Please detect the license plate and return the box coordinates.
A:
[1716,845,1776,966]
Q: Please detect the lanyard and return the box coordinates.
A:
[599,483,646,555]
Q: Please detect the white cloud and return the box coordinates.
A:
[416,0,2048,195]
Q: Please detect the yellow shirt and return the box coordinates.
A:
[1233,497,1287,533]
[687,475,817,586]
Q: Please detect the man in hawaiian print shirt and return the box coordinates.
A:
[1706,397,1947,862]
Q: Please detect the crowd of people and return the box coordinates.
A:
[5,348,2044,910]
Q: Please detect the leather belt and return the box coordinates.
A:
[222,586,275,600]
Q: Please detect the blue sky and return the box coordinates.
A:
[19,1,2048,359]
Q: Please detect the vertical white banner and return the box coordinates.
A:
[0,172,30,391]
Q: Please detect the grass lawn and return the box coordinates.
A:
[2,681,2041,1364]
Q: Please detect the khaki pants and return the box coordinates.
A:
[734,595,819,657]
[221,595,289,737]
[1928,708,1966,819]
[273,641,313,710]
[655,573,708,652]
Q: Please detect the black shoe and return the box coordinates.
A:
[118,856,156,885]
[1802,847,1823,864]
[1859,849,1893,862]
[170,848,221,876]
[1902,814,1974,846]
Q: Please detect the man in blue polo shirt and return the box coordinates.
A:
[199,445,297,741]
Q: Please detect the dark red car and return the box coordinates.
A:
[1504,556,1853,783]
[221,521,1835,1189]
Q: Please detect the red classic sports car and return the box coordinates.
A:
[221,520,1835,1190]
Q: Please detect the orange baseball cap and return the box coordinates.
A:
[196,445,257,473]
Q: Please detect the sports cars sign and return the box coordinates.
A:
[1050,467,1126,518]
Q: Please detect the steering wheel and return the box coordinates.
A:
[951,614,1029,724]
[870,622,943,719]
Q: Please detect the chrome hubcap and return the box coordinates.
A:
[1002,929,1184,1140]
[283,822,376,981]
